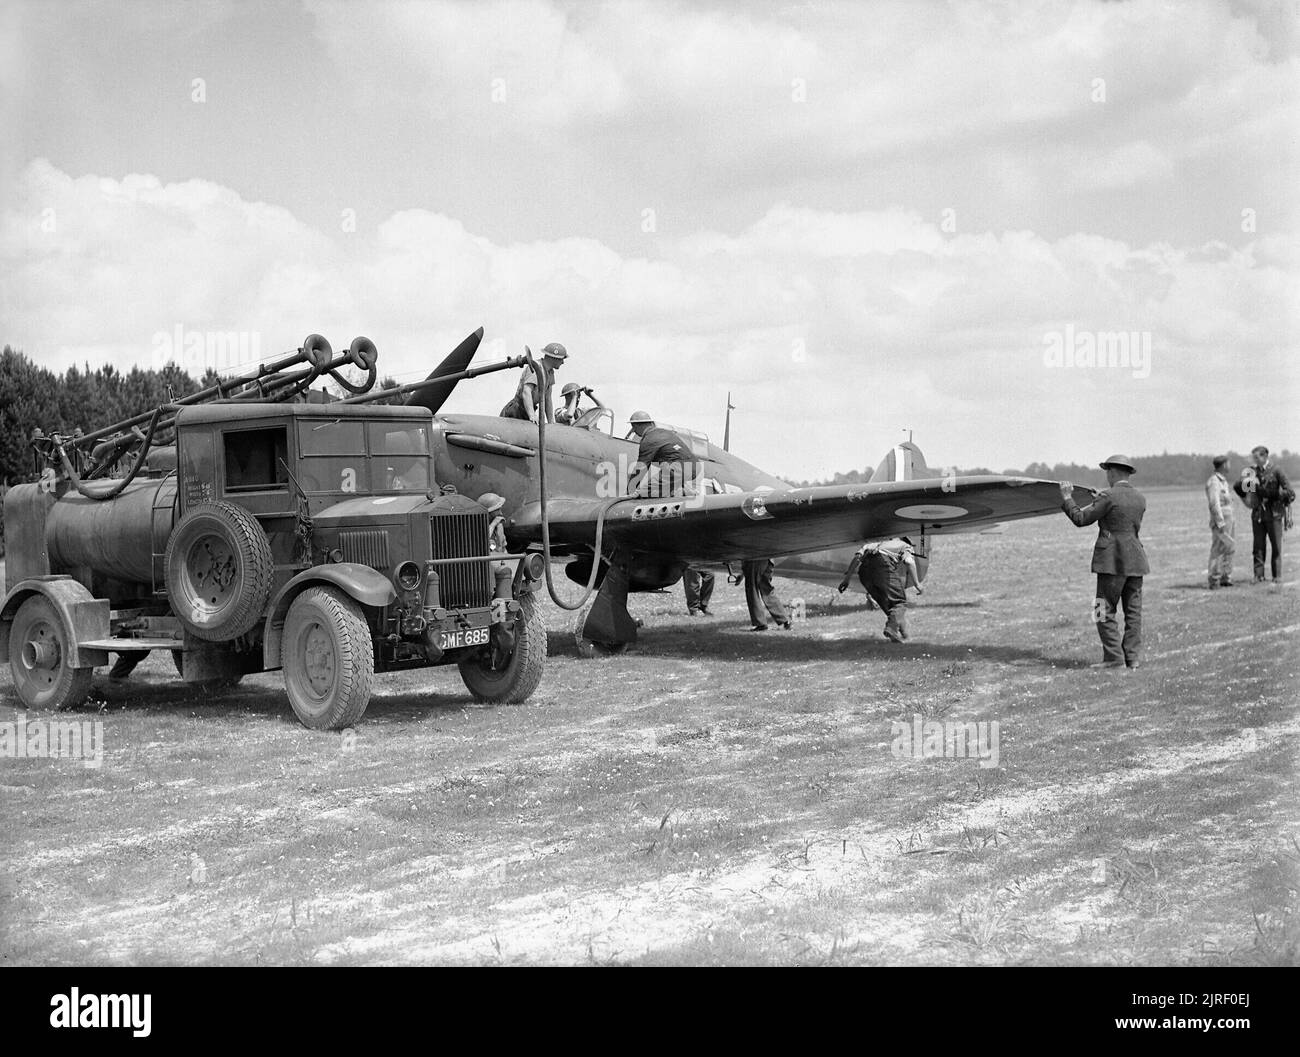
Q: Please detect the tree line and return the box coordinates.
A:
[796,450,1299,490]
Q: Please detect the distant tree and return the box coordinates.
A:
[792,451,1299,491]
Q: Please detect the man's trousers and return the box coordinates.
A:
[1094,574,1143,665]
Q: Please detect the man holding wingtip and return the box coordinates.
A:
[1059,455,1149,671]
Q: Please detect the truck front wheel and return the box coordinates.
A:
[458,594,545,704]
[282,586,374,730]
[8,595,93,710]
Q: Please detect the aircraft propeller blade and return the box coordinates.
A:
[405,326,486,413]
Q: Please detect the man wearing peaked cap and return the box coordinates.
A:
[1058,455,1149,670]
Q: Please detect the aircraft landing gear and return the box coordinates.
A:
[573,553,637,657]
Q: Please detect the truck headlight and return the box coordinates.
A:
[522,552,546,581]
[395,561,422,591]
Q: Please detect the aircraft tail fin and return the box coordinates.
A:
[872,441,931,483]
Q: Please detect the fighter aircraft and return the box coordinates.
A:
[411,327,1092,654]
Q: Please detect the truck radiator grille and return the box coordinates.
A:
[338,530,390,570]
[430,511,493,609]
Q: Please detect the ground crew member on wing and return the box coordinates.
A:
[500,343,567,423]
[627,411,695,497]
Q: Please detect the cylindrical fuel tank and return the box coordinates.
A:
[45,478,178,585]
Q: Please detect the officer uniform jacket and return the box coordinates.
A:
[1205,473,1233,528]
[1061,480,1150,576]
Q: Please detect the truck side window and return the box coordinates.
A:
[369,423,431,491]
[224,427,289,492]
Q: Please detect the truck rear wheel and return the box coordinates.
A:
[458,594,545,704]
[165,501,274,642]
[282,586,374,730]
[8,596,93,710]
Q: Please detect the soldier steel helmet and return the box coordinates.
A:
[628,410,654,425]
[1099,454,1136,473]
[541,342,567,362]
[478,492,506,512]
[561,382,580,396]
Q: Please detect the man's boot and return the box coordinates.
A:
[883,609,904,643]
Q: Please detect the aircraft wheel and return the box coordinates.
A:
[459,594,545,704]
[282,587,374,730]
[8,596,93,710]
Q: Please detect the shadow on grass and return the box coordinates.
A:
[67,669,511,727]
[546,625,1080,668]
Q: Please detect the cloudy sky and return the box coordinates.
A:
[2,0,1296,480]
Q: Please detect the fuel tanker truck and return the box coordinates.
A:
[1,332,548,730]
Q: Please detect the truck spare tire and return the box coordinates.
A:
[165,501,275,641]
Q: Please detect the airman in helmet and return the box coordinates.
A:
[627,411,695,498]
[478,492,508,554]
[555,380,606,426]
[500,343,567,424]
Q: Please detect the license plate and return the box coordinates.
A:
[439,627,490,650]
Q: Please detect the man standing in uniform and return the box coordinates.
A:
[500,343,567,423]
[627,411,695,497]
[741,558,791,631]
[1205,455,1235,589]
[1059,455,1149,670]
[1233,445,1294,585]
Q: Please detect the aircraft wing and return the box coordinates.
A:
[511,476,1093,564]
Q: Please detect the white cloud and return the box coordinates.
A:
[4,159,1296,477]
[304,0,1298,183]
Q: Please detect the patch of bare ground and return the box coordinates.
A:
[2,490,1296,964]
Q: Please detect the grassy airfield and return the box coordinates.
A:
[2,487,1296,965]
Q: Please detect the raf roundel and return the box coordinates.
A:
[893,503,969,520]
